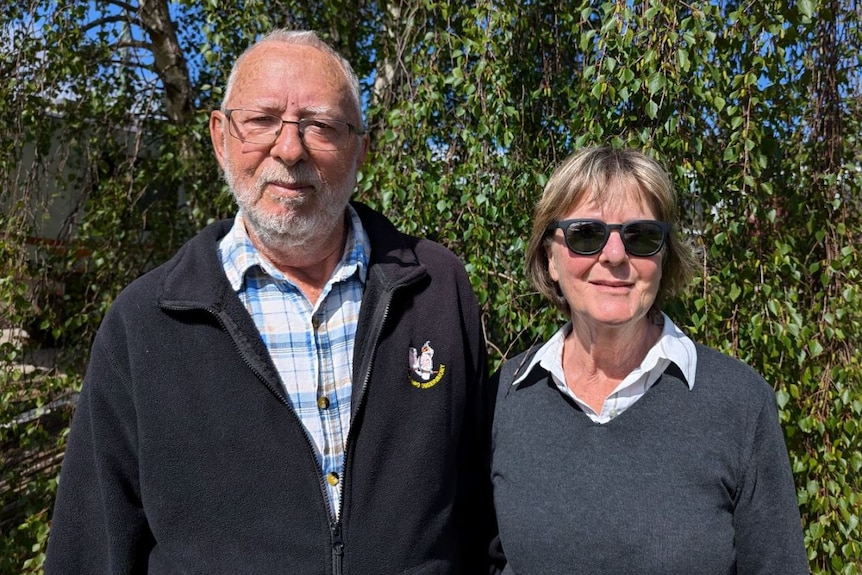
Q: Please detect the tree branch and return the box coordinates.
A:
[115,39,153,52]
[103,0,140,14]
[81,14,140,34]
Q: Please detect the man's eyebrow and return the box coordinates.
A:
[231,104,342,119]
[299,105,337,117]
[235,103,280,113]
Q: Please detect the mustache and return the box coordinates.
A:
[256,164,320,190]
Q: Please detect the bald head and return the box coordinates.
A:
[222,30,364,131]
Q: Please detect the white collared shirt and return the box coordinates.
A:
[512,313,697,423]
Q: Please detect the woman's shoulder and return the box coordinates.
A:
[493,346,541,385]
[691,342,777,403]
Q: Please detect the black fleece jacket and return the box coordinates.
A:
[45,202,493,575]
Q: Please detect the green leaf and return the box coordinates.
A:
[776,389,790,409]
[647,72,665,95]
[729,283,742,301]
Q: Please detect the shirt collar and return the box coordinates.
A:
[511,312,697,389]
[219,204,370,292]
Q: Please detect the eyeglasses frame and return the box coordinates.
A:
[546,218,671,257]
[223,108,367,151]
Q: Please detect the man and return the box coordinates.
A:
[45,29,492,574]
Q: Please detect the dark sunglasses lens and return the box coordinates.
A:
[623,222,665,255]
[565,222,607,254]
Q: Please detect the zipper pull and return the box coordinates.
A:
[330,521,344,575]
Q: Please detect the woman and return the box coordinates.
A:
[491,147,808,574]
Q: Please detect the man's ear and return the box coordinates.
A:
[354,133,370,171]
[210,111,227,170]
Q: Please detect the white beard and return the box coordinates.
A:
[222,154,355,251]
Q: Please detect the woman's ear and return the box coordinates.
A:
[546,242,560,283]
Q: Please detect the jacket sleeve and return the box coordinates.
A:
[44,327,153,574]
[732,393,810,574]
[429,251,505,575]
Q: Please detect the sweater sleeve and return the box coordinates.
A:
[732,392,809,574]
[44,327,153,574]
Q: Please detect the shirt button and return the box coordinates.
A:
[317,396,330,409]
[326,472,340,486]
[311,316,321,329]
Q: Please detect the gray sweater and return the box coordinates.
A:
[491,342,809,575]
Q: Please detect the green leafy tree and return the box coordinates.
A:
[1,1,859,572]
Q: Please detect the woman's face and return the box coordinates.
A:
[546,180,663,334]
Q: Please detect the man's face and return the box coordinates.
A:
[210,42,367,250]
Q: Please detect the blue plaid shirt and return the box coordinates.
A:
[218,206,370,519]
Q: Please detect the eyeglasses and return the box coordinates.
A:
[546,219,670,257]
[224,109,366,151]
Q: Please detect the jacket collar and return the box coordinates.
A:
[157,201,426,311]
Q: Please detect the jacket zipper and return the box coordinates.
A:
[330,521,344,575]
[330,293,395,574]
[189,280,403,574]
[199,306,339,521]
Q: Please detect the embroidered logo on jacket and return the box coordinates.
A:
[408,341,446,389]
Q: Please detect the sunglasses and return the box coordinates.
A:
[546,219,670,257]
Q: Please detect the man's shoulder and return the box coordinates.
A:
[112,219,233,308]
[352,201,467,271]
[411,234,464,267]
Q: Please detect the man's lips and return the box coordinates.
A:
[264,181,315,196]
